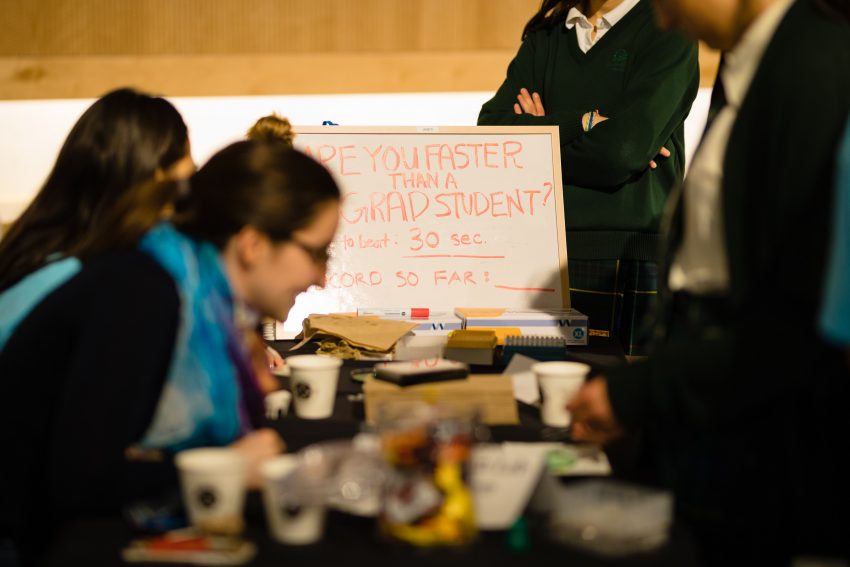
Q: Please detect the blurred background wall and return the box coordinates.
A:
[0,0,717,223]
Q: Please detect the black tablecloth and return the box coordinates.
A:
[269,337,640,474]
[40,337,702,566]
[46,507,701,567]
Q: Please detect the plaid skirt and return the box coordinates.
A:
[567,259,658,356]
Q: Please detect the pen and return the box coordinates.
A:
[357,307,431,318]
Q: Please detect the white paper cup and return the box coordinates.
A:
[175,448,247,534]
[265,389,292,419]
[260,455,327,545]
[287,355,342,419]
[533,361,590,427]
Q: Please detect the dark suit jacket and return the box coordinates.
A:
[604,0,850,561]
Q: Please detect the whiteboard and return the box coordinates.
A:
[282,126,568,332]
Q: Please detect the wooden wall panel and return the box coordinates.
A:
[0,0,717,99]
[0,0,538,55]
[0,51,519,99]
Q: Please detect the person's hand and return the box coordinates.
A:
[514,88,546,116]
[230,428,286,488]
[246,332,281,394]
[649,146,671,169]
[581,109,609,131]
[567,377,624,444]
[266,345,285,370]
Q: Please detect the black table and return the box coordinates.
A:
[46,509,700,567]
[270,336,640,474]
[42,337,702,566]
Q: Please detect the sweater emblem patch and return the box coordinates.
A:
[607,49,628,72]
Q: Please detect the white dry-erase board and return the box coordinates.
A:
[281,126,568,333]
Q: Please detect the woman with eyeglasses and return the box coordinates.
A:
[0,140,340,561]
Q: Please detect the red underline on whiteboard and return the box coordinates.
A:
[401,254,506,259]
[453,254,506,259]
[494,285,556,292]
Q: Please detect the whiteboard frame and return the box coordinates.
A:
[293,125,569,308]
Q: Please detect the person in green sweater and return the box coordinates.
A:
[568,0,850,564]
[478,0,699,355]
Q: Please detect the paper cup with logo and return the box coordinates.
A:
[260,454,327,545]
[287,355,342,419]
[175,447,247,535]
[533,361,591,427]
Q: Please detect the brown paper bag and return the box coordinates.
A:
[291,314,418,353]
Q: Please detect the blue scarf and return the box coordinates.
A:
[139,222,263,452]
[0,256,81,353]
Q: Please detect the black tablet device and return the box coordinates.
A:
[373,359,470,386]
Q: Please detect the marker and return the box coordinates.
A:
[358,307,431,319]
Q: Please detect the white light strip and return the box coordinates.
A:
[0,90,709,222]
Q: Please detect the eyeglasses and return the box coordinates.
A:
[290,238,332,265]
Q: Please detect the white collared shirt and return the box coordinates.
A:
[565,0,641,53]
[668,0,794,294]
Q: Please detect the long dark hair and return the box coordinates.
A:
[0,88,188,291]
[76,140,340,257]
[522,0,582,39]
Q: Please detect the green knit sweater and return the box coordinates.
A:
[478,0,699,261]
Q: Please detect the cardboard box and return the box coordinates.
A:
[456,308,589,345]
[355,309,462,336]
[444,329,498,365]
[363,374,519,425]
[409,315,463,336]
